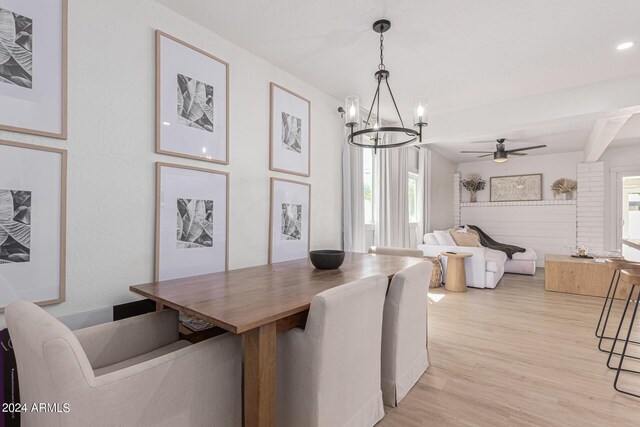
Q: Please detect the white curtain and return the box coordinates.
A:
[417,148,429,242]
[375,146,410,248]
[342,136,366,252]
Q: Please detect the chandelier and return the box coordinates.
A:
[344,19,428,151]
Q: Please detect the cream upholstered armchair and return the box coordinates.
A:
[276,275,389,427]
[368,246,424,258]
[5,301,242,427]
[381,261,432,406]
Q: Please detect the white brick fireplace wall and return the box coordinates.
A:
[577,162,605,252]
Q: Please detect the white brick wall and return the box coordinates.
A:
[577,162,605,252]
[453,173,461,227]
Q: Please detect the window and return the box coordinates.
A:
[363,148,375,224]
[408,172,419,223]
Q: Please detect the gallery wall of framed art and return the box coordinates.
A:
[156,30,229,164]
[269,177,311,263]
[0,0,344,323]
[270,82,311,177]
[155,162,229,281]
[0,0,67,139]
[0,140,67,311]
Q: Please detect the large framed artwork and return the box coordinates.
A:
[0,0,67,138]
[156,31,229,164]
[269,178,310,263]
[0,140,67,311]
[155,162,228,281]
[490,173,542,202]
[270,83,310,177]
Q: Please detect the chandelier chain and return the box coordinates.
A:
[379,32,385,70]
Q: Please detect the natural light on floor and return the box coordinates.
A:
[428,293,445,303]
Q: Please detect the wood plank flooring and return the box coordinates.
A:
[379,270,640,426]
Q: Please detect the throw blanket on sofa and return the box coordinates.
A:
[467,225,526,259]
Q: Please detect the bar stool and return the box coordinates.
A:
[611,269,640,398]
[596,258,640,355]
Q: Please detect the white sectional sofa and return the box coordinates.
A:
[417,229,537,289]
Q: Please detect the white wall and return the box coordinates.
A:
[457,151,583,265]
[457,151,584,202]
[428,149,455,231]
[0,0,343,326]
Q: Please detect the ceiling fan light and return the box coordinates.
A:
[494,151,508,162]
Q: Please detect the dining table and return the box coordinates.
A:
[129,251,424,427]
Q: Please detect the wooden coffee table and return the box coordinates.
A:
[441,252,473,292]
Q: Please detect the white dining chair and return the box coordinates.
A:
[276,275,389,427]
[5,301,242,427]
[381,261,432,406]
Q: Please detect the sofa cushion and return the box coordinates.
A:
[433,230,456,246]
[485,248,508,263]
[423,233,440,246]
[512,249,537,261]
[449,230,479,247]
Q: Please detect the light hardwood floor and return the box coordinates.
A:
[379,270,640,426]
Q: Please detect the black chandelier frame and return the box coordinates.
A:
[347,19,427,150]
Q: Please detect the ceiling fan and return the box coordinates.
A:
[460,138,547,163]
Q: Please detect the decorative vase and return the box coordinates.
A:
[565,192,573,200]
[470,191,477,203]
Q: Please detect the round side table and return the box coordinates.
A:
[441,252,473,292]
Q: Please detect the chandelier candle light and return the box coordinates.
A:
[345,19,428,152]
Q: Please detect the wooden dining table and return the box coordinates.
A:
[129,252,424,427]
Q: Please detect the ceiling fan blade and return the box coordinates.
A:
[477,154,493,158]
[507,144,547,153]
[510,152,527,156]
[460,150,494,153]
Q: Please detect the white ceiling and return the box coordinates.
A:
[612,113,640,147]
[156,0,640,161]
[426,116,596,163]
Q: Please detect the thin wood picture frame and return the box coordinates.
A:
[490,173,543,202]
[0,139,67,311]
[269,82,311,177]
[268,177,311,264]
[0,0,68,139]
[155,162,230,282]
[156,30,230,165]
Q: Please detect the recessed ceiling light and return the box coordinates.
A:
[617,41,634,50]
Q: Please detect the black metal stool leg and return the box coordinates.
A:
[599,271,640,361]
[613,284,640,398]
[607,285,640,372]
[596,270,618,338]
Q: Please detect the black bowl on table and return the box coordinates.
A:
[309,250,345,270]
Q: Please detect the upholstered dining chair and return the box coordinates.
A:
[368,246,424,258]
[381,261,433,406]
[5,301,242,427]
[276,275,389,427]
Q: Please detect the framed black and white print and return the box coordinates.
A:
[0,140,67,311]
[269,178,310,263]
[156,31,229,164]
[0,0,67,138]
[155,162,229,281]
[270,83,310,177]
